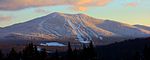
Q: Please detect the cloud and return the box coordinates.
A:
[72,0,92,11]
[96,0,112,6]
[0,16,12,21]
[127,2,138,7]
[73,6,88,11]
[0,0,64,10]
[76,0,92,5]
[0,0,113,11]
[0,0,140,11]
[34,9,49,14]
[72,0,112,11]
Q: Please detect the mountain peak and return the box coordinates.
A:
[48,12,88,17]
[0,12,150,44]
[49,12,64,16]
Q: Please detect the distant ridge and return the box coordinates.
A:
[134,24,150,31]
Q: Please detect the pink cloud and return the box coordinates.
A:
[0,0,64,10]
[72,0,112,11]
[76,0,92,5]
[73,6,88,11]
[0,16,12,21]
[0,0,113,10]
[127,2,138,7]
[34,9,49,14]
[96,0,112,6]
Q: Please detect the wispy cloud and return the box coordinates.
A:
[96,0,112,6]
[73,6,88,11]
[0,0,64,10]
[0,0,141,11]
[71,0,112,11]
[34,9,49,14]
[0,0,113,11]
[126,2,138,7]
[0,16,12,21]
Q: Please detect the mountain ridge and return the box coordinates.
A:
[134,24,150,31]
[0,12,150,44]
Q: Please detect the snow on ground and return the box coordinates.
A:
[40,42,66,46]
[80,41,90,43]
[39,19,52,34]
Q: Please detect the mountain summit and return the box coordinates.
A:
[0,12,150,44]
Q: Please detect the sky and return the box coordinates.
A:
[0,0,149,27]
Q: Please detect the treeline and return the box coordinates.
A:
[97,37,150,60]
[132,45,150,60]
[0,37,150,60]
[0,41,98,60]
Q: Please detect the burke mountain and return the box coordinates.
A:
[0,12,150,45]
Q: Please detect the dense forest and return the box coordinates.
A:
[0,37,150,60]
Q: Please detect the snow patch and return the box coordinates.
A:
[80,41,90,43]
[40,42,66,46]
[39,19,52,34]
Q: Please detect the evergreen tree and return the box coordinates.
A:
[133,52,141,60]
[7,48,19,60]
[67,42,73,60]
[40,48,48,60]
[89,41,94,49]
[52,49,60,60]
[86,41,97,60]
[22,43,36,60]
[81,44,89,60]
[144,45,150,60]
[73,48,79,60]
[18,52,22,60]
[0,49,4,60]
[33,45,40,60]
